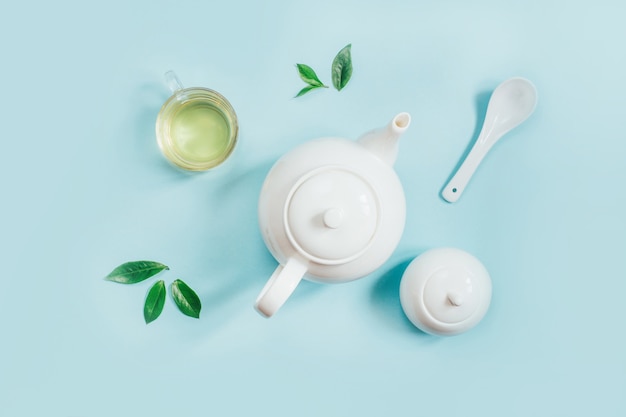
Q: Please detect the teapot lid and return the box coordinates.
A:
[284,167,379,265]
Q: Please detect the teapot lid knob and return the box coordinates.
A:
[323,208,344,229]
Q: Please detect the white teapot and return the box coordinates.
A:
[255,113,411,317]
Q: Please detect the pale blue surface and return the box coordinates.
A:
[1,1,625,416]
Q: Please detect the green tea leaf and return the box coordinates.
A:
[331,44,353,91]
[295,84,325,97]
[171,279,201,319]
[104,261,169,284]
[296,63,326,87]
[144,280,166,324]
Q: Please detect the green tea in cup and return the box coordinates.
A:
[156,71,238,171]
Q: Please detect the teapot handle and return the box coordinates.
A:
[255,258,307,318]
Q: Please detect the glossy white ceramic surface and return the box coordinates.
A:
[442,78,537,203]
[400,247,492,336]
[255,113,410,317]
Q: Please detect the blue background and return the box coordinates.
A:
[1,0,625,416]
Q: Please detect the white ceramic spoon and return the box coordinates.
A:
[442,77,538,203]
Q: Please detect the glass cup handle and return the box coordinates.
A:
[164,70,186,100]
[164,70,183,93]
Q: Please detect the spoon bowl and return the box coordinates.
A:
[482,78,538,144]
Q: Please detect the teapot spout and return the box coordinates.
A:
[357,112,411,166]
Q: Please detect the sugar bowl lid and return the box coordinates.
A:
[283,166,380,265]
[400,248,492,336]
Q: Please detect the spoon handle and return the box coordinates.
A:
[441,139,491,203]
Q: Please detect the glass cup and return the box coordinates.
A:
[156,71,238,171]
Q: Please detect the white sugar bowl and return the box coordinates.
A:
[400,248,492,336]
